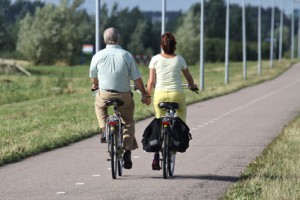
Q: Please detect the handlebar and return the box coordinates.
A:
[181,84,199,94]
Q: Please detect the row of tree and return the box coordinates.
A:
[0,0,296,65]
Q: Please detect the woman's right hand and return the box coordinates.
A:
[188,84,198,91]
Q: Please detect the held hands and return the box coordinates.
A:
[91,83,99,91]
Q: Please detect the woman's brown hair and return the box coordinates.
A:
[160,32,177,54]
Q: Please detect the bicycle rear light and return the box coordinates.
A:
[162,121,171,125]
[108,121,118,125]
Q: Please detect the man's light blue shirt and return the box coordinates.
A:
[89,45,141,92]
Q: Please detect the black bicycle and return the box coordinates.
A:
[105,99,124,179]
[159,102,178,179]
[159,84,198,179]
[91,88,124,179]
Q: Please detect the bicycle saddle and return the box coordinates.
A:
[105,99,124,107]
[158,102,179,110]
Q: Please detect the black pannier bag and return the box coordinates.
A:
[142,118,162,152]
[142,117,192,153]
[171,117,192,153]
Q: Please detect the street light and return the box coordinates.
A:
[270,0,275,68]
[279,0,283,62]
[225,0,230,84]
[258,0,262,75]
[95,0,101,52]
[295,0,300,59]
[161,0,166,35]
[200,0,205,91]
[291,0,295,60]
[242,0,247,79]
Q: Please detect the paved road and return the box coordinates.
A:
[1,63,300,200]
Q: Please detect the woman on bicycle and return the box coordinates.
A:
[146,32,198,170]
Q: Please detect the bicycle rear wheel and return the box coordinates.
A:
[109,133,117,179]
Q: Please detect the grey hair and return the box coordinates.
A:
[103,28,120,44]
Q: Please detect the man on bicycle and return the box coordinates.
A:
[89,27,150,169]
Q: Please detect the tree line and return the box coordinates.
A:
[0,0,296,65]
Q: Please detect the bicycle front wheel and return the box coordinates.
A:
[162,130,170,179]
[109,133,117,179]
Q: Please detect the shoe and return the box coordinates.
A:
[100,133,106,143]
[123,150,132,169]
[152,159,161,170]
[152,153,161,170]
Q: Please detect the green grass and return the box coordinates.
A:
[0,59,294,166]
[222,112,300,200]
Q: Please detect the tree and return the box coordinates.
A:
[205,0,226,39]
[175,4,200,65]
[17,0,93,65]
[127,19,153,55]
[0,0,44,53]
[0,0,10,51]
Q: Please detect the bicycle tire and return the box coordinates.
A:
[168,152,176,176]
[118,157,123,176]
[168,130,175,176]
[117,124,123,177]
[110,132,117,179]
[162,128,169,179]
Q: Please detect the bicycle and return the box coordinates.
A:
[91,88,124,179]
[105,99,124,179]
[158,84,198,179]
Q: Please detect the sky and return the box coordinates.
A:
[23,0,294,14]
[84,0,274,12]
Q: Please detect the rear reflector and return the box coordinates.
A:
[162,121,170,125]
[108,121,118,125]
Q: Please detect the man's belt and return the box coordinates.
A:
[104,90,119,93]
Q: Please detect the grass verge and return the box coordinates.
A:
[222,112,300,200]
[0,59,294,166]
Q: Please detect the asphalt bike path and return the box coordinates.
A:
[1,63,300,200]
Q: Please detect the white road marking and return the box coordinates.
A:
[92,174,101,177]
[75,183,85,185]
[56,192,66,195]
[193,79,300,130]
[133,156,140,159]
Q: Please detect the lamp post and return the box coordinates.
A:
[298,7,300,58]
[291,0,295,60]
[200,0,204,91]
[161,0,166,35]
[225,0,230,84]
[279,0,283,62]
[295,1,300,59]
[258,0,262,75]
[95,0,100,52]
[242,0,247,79]
[270,0,275,68]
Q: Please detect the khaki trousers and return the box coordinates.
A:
[95,90,138,150]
